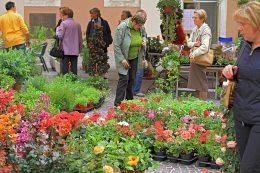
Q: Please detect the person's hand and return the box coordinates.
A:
[26,40,31,47]
[194,41,201,47]
[189,54,195,63]
[222,65,238,80]
[121,59,130,69]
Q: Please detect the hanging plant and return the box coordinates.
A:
[157,0,181,44]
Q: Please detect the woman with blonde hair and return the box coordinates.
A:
[222,1,260,172]
[187,9,212,100]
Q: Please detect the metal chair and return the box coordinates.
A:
[35,42,49,72]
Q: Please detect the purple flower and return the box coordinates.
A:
[180,115,196,124]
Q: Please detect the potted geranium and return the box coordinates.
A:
[156,0,180,14]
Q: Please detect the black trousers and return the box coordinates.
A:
[235,120,260,173]
[61,55,78,75]
[114,58,138,106]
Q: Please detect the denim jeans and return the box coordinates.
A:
[6,43,26,54]
[133,69,144,94]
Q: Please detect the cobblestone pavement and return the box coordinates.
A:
[43,52,222,173]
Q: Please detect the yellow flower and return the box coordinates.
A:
[127,155,139,166]
[94,146,104,155]
[103,165,114,173]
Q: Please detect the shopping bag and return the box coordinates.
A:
[222,80,235,109]
[191,47,214,66]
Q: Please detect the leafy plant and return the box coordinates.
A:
[0,74,15,90]
[25,75,48,91]
[84,76,109,91]
[75,87,102,105]
[147,37,162,53]
[80,38,90,72]
[30,26,49,53]
[156,52,180,93]
[0,49,35,80]
[157,0,181,44]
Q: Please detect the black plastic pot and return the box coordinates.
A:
[152,155,167,161]
[154,150,166,156]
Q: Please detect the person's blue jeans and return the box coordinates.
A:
[6,43,26,54]
[134,69,144,94]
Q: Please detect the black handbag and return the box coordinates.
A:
[50,38,64,58]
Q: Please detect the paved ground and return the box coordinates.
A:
[42,51,221,173]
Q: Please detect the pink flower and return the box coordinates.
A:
[148,110,155,119]
[227,141,237,148]
[215,135,221,143]
[216,158,224,166]
[166,137,174,143]
[163,130,173,137]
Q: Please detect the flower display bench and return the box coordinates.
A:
[175,65,224,99]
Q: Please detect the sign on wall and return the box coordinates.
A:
[25,0,61,6]
[183,9,196,31]
[104,0,140,7]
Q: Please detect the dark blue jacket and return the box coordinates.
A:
[86,17,113,48]
[234,41,260,124]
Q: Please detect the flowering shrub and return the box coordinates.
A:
[214,45,236,66]
[9,94,85,172]
[0,89,24,170]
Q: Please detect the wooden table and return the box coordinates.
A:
[176,65,224,99]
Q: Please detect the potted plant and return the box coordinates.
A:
[156,0,180,14]
[0,49,35,91]
[166,142,181,163]
[157,0,181,44]
[80,38,90,72]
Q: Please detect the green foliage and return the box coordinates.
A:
[25,75,48,91]
[75,87,102,105]
[157,0,181,44]
[46,81,75,112]
[0,74,15,90]
[30,26,49,53]
[156,52,180,93]
[84,76,109,90]
[80,38,90,69]
[147,37,162,53]
[0,49,35,80]
[156,0,180,13]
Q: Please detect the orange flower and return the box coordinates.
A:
[127,156,139,166]
[94,146,104,155]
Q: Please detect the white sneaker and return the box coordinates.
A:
[135,92,145,97]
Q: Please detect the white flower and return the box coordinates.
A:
[117,121,129,126]
[221,147,226,153]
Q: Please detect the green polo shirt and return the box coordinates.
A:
[128,21,142,60]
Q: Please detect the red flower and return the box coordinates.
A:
[119,103,128,110]
[189,110,197,116]
[203,110,210,117]
[153,97,161,103]
[221,134,228,143]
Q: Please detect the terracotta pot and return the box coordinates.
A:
[163,6,173,14]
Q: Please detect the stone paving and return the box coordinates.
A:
[42,51,222,173]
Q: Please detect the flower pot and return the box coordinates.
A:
[154,150,166,156]
[167,155,179,163]
[197,155,211,167]
[163,6,173,14]
[180,152,194,160]
[210,160,221,169]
